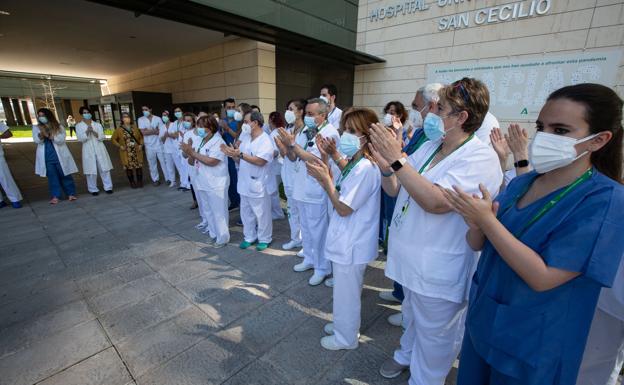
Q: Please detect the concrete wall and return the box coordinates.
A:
[104,38,276,115]
[354,0,624,127]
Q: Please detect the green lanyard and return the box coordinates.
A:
[336,156,364,192]
[404,132,428,156]
[394,134,474,223]
[197,136,209,153]
[499,168,593,237]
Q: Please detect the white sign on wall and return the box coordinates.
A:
[426,50,623,120]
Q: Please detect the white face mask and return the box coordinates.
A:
[241,123,252,135]
[234,111,243,122]
[409,109,423,129]
[383,113,393,127]
[529,131,598,173]
[284,110,296,125]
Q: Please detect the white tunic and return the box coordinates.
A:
[475,111,499,146]
[162,121,179,154]
[324,158,381,265]
[386,137,503,303]
[193,133,229,192]
[137,115,163,148]
[237,132,274,198]
[328,106,343,130]
[32,125,79,177]
[75,121,113,174]
[292,123,341,205]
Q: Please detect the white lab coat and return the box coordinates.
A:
[0,123,23,202]
[75,121,113,174]
[32,125,79,177]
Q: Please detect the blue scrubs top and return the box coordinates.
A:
[403,128,427,156]
[466,169,624,384]
[44,138,60,164]
[222,118,239,145]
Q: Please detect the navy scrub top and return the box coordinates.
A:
[466,169,624,385]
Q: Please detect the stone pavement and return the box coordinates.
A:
[0,141,458,385]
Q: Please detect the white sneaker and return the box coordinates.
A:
[205,237,216,246]
[282,239,302,250]
[379,290,402,303]
[320,335,358,351]
[293,262,314,272]
[169,181,177,188]
[387,312,403,327]
[324,277,334,287]
[212,242,226,249]
[296,249,305,258]
[195,222,207,229]
[308,272,328,286]
[323,323,334,335]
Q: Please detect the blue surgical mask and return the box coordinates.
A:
[423,112,447,141]
[304,116,317,129]
[162,116,169,123]
[174,111,182,119]
[82,113,92,120]
[339,132,362,158]
[38,116,48,124]
[142,110,150,117]
[226,109,235,118]
[197,127,206,138]
[183,121,192,130]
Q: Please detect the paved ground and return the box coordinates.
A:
[0,141,458,385]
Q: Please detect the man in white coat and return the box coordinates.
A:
[0,121,23,208]
[75,107,113,195]
[138,105,165,186]
[320,84,343,131]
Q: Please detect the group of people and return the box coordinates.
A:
[1,79,623,385]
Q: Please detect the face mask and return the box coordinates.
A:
[234,111,243,122]
[284,110,296,125]
[38,116,48,124]
[226,109,235,118]
[82,113,92,120]
[241,123,251,135]
[142,110,150,117]
[423,112,450,141]
[304,116,317,129]
[383,113,393,127]
[529,131,598,173]
[339,132,363,158]
[174,111,182,119]
[319,95,329,104]
[183,121,192,130]
[197,127,206,138]
[162,116,169,123]
[409,109,423,129]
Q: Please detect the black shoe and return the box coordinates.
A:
[105,190,113,194]
[152,181,161,186]
[228,204,239,211]
[91,192,99,196]
[0,201,7,209]
[235,219,243,226]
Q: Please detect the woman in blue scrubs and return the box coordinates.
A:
[443,83,624,385]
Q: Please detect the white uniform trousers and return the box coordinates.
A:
[394,289,466,385]
[240,194,272,244]
[298,200,331,276]
[0,155,22,202]
[164,152,178,183]
[85,161,113,193]
[270,175,285,219]
[197,188,230,245]
[577,308,624,385]
[285,191,302,243]
[174,152,190,188]
[332,262,368,347]
[145,145,166,183]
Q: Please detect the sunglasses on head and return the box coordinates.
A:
[454,82,470,104]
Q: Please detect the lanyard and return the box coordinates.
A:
[499,168,593,237]
[393,134,474,225]
[336,156,363,192]
[197,136,209,153]
[404,131,428,156]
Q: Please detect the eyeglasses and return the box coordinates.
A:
[454,82,470,104]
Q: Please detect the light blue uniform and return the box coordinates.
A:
[458,169,624,385]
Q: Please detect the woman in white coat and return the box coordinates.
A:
[267,111,286,220]
[0,122,23,208]
[75,106,113,195]
[307,108,381,351]
[181,115,230,248]
[32,108,79,205]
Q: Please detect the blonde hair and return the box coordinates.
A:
[438,77,489,133]
[340,107,379,162]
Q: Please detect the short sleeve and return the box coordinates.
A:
[434,148,503,198]
[339,161,380,211]
[542,185,624,287]
[207,139,226,162]
[252,136,274,163]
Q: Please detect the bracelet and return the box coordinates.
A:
[381,170,394,177]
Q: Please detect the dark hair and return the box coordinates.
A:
[321,84,338,97]
[173,106,183,112]
[383,101,408,124]
[250,105,260,112]
[37,108,61,133]
[269,111,285,128]
[197,116,219,134]
[183,112,196,128]
[238,103,252,116]
[223,98,236,106]
[548,83,623,182]
[78,106,91,115]
[286,98,307,113]
[438,77,489,134]
[249,111,264,126]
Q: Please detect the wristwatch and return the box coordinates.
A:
[239,152,244,160]
[514,159,529,168]
[390,157,407,172]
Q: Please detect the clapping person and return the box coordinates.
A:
[75,107,113,195]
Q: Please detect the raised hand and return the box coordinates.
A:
[306,157,332,189]
[278,127,295,148]
[442,184,499,230]
[369,122,403,164]
[505,124,529,160]
[490,127,510,165]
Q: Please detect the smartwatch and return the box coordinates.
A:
[514,159,529,168]
[239,152,244,160]
[390,157,407,172]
